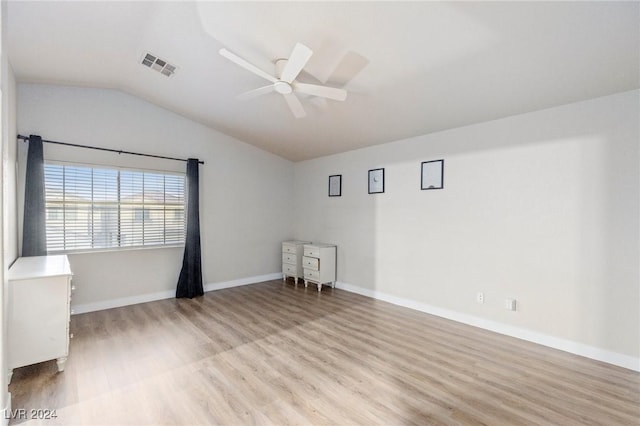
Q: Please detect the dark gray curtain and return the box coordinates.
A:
[176,158,204,298]
[22,135,47,257]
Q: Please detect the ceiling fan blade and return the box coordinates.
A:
[280,43,313,83]
[237,85,275,101]
[219,48,277,83]
[294,83,348,101]
[283,93,306,118]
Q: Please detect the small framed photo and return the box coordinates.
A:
[328,174,342,197]
[421,159,444,190]
[368,168,385,194]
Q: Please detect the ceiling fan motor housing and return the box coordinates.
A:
[274,59,293,94]
[274,58,288,79]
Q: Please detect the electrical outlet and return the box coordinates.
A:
[476,292,484,304]
[505,298,516,311]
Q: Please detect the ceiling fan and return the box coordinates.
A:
[219,43,348,118]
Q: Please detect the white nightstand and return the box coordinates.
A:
[282,240,311,285]
[302,243,337,292]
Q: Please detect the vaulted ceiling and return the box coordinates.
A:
[7,1,639,161]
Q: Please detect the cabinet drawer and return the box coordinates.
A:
[304,269,320,281]
[282,244,297,254]
[302,256,319,270]
[303,246,320,258]
[282,253,296,264]
[283,264,297,275]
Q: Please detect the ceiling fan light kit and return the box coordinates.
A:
[274,81,293,95]
[219,42,348,118]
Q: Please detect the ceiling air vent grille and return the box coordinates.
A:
[141,53,177,77]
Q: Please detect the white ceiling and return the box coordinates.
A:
[7,1,639,161]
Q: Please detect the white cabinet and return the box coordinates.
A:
[7,255,73,382]
[303,243,337,292]
[282,240,310,285]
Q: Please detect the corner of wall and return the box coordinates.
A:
[0,0,12,420]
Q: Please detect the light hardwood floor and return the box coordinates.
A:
[9,280,640,425]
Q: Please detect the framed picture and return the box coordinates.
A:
[421,160,444,190]
[368,168,385,194]
[328,174,342,197]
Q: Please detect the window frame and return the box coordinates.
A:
[44,160,186,254]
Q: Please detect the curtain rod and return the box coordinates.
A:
[17,134,204,165]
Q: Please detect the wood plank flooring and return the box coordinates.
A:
[8,280,640,425]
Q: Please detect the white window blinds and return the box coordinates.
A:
[44,163,185,252]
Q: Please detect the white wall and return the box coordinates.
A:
[3,73,16,269]
[294,90,639,367]
[17,84,294,310]
[14,83,639,369]
[1,0,17,420]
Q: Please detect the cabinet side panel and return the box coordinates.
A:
[9,276,69,368]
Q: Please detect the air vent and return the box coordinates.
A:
[140,52,177,77]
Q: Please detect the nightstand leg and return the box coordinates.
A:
[282,274,286,282]
[56,356,68,372]
[304,280,308,288]
[294,277,298,286]
[317,283,322,292]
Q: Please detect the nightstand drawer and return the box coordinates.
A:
[302,256,319,270]
[283,263,297,275]
[303,246,320,258]
[281,241,312,284]
[304,269,320,280]
[282,243,297,254]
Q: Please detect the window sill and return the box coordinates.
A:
[47,244,185,256]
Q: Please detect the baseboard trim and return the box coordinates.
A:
[72,289,174,314]
[335,281,640,372]
[72,272,283,315]
[204,273,282,292]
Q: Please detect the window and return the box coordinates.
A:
[134,209,151,222]
[44,163,185,252]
